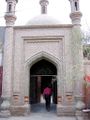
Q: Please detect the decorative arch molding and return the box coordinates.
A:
[25,51,62,69]
[23,51,63,99]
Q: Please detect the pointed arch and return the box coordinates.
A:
[23,51,63,105]
[25,51,61,69]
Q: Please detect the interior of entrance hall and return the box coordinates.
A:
[29,59,57,105]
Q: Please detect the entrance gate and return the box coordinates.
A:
[29,59,57,104]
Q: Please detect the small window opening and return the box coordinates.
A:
[9,4,12,12]
[75,2,78,11]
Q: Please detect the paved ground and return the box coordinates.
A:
[0,103,76,120]
[0,116,76,120]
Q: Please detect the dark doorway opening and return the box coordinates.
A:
[41,76,52,94]
[29,59,57,110]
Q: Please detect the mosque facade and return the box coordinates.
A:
[0,0,86,117]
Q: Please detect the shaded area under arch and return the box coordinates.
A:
[29,59,57,105]
[30,59,57,75]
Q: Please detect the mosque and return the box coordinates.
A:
[0,0,86,117]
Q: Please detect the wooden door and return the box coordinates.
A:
[52,80,57,104]
[30,76,38,104]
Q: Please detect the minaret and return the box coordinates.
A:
[69,0,82,25]
[0,0,18,117]
[69,0,85,118]
[39,0,49,14]
[4,0,18,26]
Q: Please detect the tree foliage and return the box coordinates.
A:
[82,31,90,59]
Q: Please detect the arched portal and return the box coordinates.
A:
[29,59,57,105]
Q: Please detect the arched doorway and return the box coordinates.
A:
[29,59,57,108]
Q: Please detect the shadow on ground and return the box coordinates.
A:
[31,103,56,113]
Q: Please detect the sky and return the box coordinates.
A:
[0,0,90,32]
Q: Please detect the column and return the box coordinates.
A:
[57,64,64,115]
[23,65,30,115]
[71,27,85,118]
[0,27,14,117]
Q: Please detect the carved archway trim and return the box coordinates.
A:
[25,51,61,69]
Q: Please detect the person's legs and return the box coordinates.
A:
[45,95,48,110]
[46,99,48,110]
[45,95,49,111]
[46,95,51,111]
[45,95,51,111]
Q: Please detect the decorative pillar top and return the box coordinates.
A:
[68,0,82,25]
[6,0,18,2]
[4,0,18,26]
[69,0,80,13]
[39,0,49,14]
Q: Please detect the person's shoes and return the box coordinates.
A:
[47,108,50,111]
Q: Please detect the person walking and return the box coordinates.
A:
[43,85,52,111]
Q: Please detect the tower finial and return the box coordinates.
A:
[5,0,18,26]
[69,0,82,25]
[39,0,49,14]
